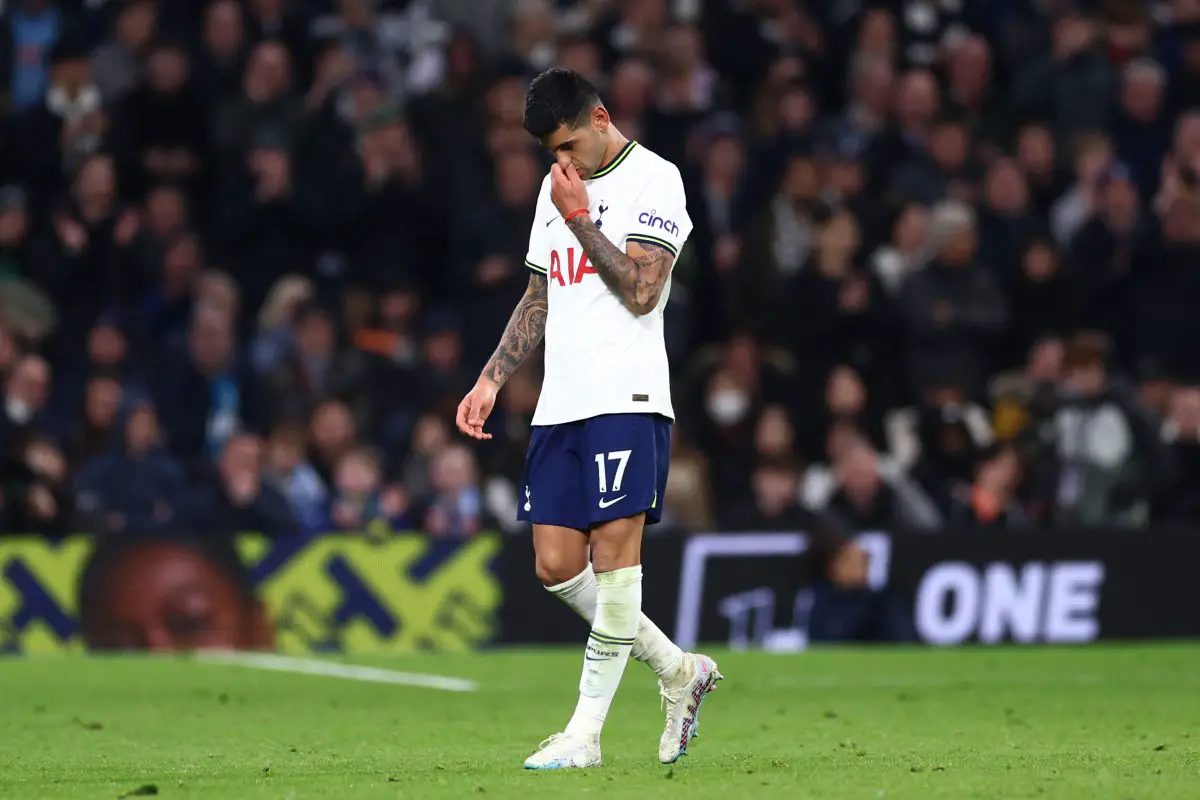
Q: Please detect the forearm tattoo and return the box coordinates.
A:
[482,273,548,387]
[565,216,673,315]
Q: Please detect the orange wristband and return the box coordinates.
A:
[564,208,589,222]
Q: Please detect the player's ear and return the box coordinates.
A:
[591,104,610,133]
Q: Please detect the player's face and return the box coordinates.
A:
[87,542,270,652]
[542,107,608,180]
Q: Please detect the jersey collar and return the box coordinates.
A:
[589,140,638,180]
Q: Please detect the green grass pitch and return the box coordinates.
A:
[2,645,1197,799]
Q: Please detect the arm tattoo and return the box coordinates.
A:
[565,216,673,315]
[481,273,548,387]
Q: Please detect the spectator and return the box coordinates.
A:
[327,446,407,533]
[75,400,185,535]
[899,200,1009,394]
[1,354,51,449]
[414,443,486,538]
[719,456,808,530]
[263,423,327,533]
[0,0,63,114]
[0,434,70,534]
[64,372,123,464]
[194,0,248,104]
[91,0,158,105]
[948,445,1029,529]
[1042,332,1173,527]
[308,398,356,485]
[180,432,297,538]
[154,305,267,468]
[1161,385,1200,523]
[805,435,941,531]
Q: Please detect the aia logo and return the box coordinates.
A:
[549,247,596,286]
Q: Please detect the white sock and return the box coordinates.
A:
[564,565,642,739]
[547,564,684,679]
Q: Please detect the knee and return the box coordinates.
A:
[535,550,587,587]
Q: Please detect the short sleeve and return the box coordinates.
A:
[624,168,693,258]
[524,175,553,275]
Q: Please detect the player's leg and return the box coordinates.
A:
[535,526,683,678]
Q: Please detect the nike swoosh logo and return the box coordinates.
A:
[545,217,557,227]
[597,495,626,509]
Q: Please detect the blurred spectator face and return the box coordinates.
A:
[754,405,795,458]
[197,272,239,319]
[503,369,541,416]
[266,426,306,473]
[248,144,291,188]
[1028,338,1064,384]
[827,152,865,198]
[704,135,744,184]
[296,309,334,358]
[894,203,929,253]
[76,156,117,212]
[1074,136,1113,186]
[117,0,157,51]
[752,463,800,515]
[947,36,990,101]
[0,326,19,378]
[496,149,538,208]
[335,449,380,496]
[380,289,419,332]
[26,438,65,482]
[939,221,977,267]
[147,46,190,94]
[513,0,555,51]
[661,24,703,75]
[826,366,867,416]
[125,404,160,454]
[1102,172,1139,225]
[1063,334,1110,397]
[220,433,263,483]
[559,38,600,83]
[622,0,667,31]
[705,369,751,427]
[51,55,91,94]
[852,57,894,117]
[311,401,355,456]
[856,9,896,59]
[776,84,814,133]
[445,30,481,85]
[205,0,245,60]
[1122,61,1165,122]
[929,122,967,172]
[251,0,284,21]
[984,160,1029,214]
[411,412,450,456]
[85,376,122,430]
[835,441,881,500]
[338,0,373,29]
[188,308,234,374]
[8,355,50,414]
[894,70,939,129]
[0,199,28,247]
[825,419,861,463]
[1168,387,1200,439]
[424,330,462,373]
[1017,125,1055,177]
[1022,240,1060,283]
[88,322,126,367]
[486,77,525,127]
[145,186,188,240]
[244,43,291,103]
[817,210,860,269]
[162,234,202,295]
[430,444,476,494]
[781,155,820,203]
[609,58,654,117]
[1174,112,1200,164]
[724,334,759,385]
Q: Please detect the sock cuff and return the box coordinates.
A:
[595,564,642,588]
[546,564,596,596]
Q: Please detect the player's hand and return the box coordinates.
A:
[456,378,498,440]
[550,163,589,219]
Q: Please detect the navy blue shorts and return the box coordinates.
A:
[516,413,672,530]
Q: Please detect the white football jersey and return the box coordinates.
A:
[524,141,692,426]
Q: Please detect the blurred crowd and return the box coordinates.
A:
[0,0,1198,542]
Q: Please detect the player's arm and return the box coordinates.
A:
[564,216,673,316]
[481,272,549,387]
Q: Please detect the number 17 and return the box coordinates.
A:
[594,450,632,493]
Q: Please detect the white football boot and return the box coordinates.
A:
[657,653,723,764]
[523,732,602,770]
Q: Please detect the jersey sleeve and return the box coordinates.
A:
[524,175,553,275]
[624,168,693,259]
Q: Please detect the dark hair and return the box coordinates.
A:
[523,68,601,139]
